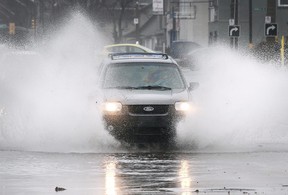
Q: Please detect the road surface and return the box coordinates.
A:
[1,150,288,195]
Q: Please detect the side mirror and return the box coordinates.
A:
[188,82,199,91]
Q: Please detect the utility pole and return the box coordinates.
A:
[234,0,238,49]
[135,1,140,43]
[230,0,238,49]
[263,0,278,63]
[249,0,253,48]
[266,0,276,42]
[163,0,167,53]
[172,6,176,42]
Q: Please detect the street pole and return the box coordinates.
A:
[163,0,167,53]
[266,0,276,42]
[230,0,234,49]
[234,0,238,49]
[135,1,139,44]
[230,0,238,49]
[172,6,176,42]
[249,0,253,48]
[281,36,285,66]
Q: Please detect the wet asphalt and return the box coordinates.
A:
[1,149,288,195]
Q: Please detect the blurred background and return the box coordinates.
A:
[0,0,287,61]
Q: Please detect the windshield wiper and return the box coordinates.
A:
[109,86,136,89]
[134,85,172,90]
[107,85,172,90]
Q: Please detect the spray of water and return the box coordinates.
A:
[0,12,120,152]
[1,12,288,153]
[177,46,288,152]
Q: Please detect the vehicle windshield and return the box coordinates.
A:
[102,63,185,89]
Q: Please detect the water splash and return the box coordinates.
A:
[177,46,288,152]
[2,13,288,153]
[0,12,119,152]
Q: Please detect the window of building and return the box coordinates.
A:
[178,3,196,19]
[209,0,218,22]
[209,6,216,22]
[278,0,288,7]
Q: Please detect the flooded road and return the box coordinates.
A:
[1,150,288,195]
[2,16,288,195]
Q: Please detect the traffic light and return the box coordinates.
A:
[31,18,36,29]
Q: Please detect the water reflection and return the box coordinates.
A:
[0,151,197,195]
[179,160,193,195]
[105,160,117,195]
[103,153,194,194]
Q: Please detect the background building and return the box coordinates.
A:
[1,0,287,52]
[209,0,288,49]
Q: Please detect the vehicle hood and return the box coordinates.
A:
[101,89,189,105]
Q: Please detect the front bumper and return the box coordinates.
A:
[102,105,185,131]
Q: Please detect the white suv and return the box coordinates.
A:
[98,53,198,143]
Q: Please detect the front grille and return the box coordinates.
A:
[128,105,169,115]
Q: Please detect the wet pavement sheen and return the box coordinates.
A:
[1,150,288,195]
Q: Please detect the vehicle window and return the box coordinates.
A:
[103,63,185,89]
[127,46,145,53]
[107,46,127,53]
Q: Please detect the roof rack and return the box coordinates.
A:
[109,52,169,60]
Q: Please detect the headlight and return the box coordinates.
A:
[175,102,191,112]
[103,102,122,112]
